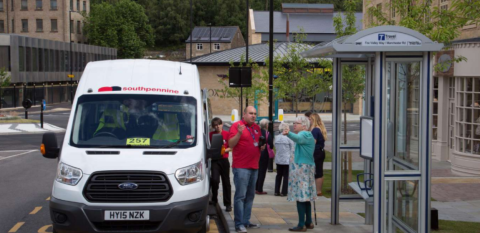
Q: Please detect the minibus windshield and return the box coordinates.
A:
[70,94,197,148]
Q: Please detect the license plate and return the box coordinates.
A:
[104,210,150,221]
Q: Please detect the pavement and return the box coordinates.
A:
[0,103,69,135]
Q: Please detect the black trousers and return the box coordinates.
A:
[210,158,232,207]
[274,164,289,195]
[256,152,269,192]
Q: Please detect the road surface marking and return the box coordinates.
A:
[0,150,37,161]
[38,225,53,233]
[46,196,51,201]
[30,206,43,214]
[0,150,38,152]
[8,222,25,232]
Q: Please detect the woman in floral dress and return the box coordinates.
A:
[282,116,317,232]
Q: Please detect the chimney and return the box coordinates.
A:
[286,14,290,42]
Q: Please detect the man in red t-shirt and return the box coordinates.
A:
[209,117,232,212]
[229,106,265,232]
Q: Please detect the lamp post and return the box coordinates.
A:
[69,10,74,105]
[190,0,193,62]
[209,23,212,54]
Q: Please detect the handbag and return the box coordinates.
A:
[266,131,275,159]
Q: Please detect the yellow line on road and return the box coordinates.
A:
[46,196,51,201]
[30,206,43,214]
[38,225,53,233]
[8,222,25,232]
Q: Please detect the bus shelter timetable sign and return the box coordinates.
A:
[355,32,422,46]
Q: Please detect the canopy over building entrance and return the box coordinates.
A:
[302,26,443,233]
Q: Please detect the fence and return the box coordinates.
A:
[0,84,78,109]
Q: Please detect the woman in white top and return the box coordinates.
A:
[274,122,295,196]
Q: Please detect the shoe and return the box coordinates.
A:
[236,225,247,232]
[289,226,306,232]
[306,223,314,229]
[274,193,280,196]
[317,192,323,196]
[255,191,267,195]
[225,206,232,212]
[246,224,260,229]
[281,193,287,197]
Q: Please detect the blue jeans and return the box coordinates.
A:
[233,168,258,228]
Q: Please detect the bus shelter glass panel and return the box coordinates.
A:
[339,63,368,196]
[386,61,422,171]
[386,180,420,233]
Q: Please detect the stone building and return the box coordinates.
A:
[0,0,88,43]
[185,26,245,59]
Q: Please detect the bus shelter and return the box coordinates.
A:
[302,26,443,233]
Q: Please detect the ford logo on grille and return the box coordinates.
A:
[118,183,138,190]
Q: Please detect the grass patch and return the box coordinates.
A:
[0,119,40,123]
[325,150,332,162]
[321,169,364,198]
[434,220,480,233]
[356,214,478,233]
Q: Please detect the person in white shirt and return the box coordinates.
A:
[273,122,295,196]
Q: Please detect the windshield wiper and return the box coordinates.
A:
[160,137,195,149]
[91,145,157,148]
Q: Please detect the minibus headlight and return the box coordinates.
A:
[56,163,83,186]
[175,161,204,186]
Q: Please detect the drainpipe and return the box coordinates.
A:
[286,14,290,42]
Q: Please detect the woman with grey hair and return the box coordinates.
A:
[283,116,316,231]
[255,119,274,194]
[274,122,295,196]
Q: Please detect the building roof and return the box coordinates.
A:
[282,3,334,9]
[253,11,363,34]
[185,26,240,43]
[189,42,320,65]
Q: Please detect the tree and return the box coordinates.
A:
[366,0,480,71]
[261,31,331,116]
[0,67,11,108]
[83,0,155,58]
[333,0,365,193]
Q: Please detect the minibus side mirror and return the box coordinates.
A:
[207,134,223,160]
[41,133,60,159]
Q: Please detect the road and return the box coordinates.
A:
[0,106,357,233]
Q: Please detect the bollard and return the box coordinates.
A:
[231,109,239,123]
[278,109,284,122]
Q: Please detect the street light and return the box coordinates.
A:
[68,10,76,105]
[208,23,212,54]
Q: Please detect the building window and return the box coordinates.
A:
[36,19,43,32]
[21,0,27,10]
[11,19,14,33]
[433,77,439,140]
[83,1,86,12]
[21,19,28,32]
[214,43,220,50]
[36,0,42,10]
[441,5,448,11]
[77,21,81,34]
[76,0,79,11]
[0,1,4,11]
[70,0,73,11]
[11,0,13,11]
[392,6,395,18]
[19,46,25,72]
[51,19,57,32]
[70,20,73,34]
[0,20,4,33]
[50,0,57,10]
[196,43,203,50]
[32,48,38,71]
[454,77,480,155]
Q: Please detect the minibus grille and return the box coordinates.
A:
[83,172,173,203]
[93,221,160,232]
